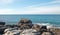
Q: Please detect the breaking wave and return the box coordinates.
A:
[34,23,60,29]
[34,23,53,26]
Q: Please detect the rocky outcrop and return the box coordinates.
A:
[18,18,33,29]
[3,18,60,35]
[4,28,40,35]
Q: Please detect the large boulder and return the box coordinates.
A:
[18,18,33,29]
[18,18,32,25]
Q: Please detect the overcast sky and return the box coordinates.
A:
[0,0,60,14]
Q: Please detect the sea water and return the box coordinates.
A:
[0,14,60,26]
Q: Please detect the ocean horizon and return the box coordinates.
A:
[0,14,60,26]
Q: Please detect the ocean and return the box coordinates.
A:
[0,14,60,26]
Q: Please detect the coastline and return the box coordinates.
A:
[0,19,60,35]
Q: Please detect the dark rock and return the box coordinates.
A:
[18,18,32,25]
[18,18,33,29]
[40,26,47,32]
[0,22,5,25]
[0,22,6,34]
[0,27,6,34]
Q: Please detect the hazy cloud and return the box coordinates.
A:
[0,6,60,14]
[0,0,60,14]
[0,0,15,4]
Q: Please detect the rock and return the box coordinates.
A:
[18,18,33,29]
[4,30,21,35]
[40,26,47,33]
[0,27,6,34]
[0,22,5,25]
[4,28,21,35]
[41,32,52,35]
[4,28,40,35]
[32,24,41,32]
[20,29,40,35]
[18,18,32,25]
[50,28,60,35]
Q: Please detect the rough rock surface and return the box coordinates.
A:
[18,18,33,29]
[41,32,52,35]
[4,28,40,35]
[32,24,41,32]
[3,18,60,35]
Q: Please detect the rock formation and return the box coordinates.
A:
[3,18,60,35]
[18,18,33,29]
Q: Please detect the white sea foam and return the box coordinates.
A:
[34,23,53,29]
[34,23,60,29]
[34,23,53,26]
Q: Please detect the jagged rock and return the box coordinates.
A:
[41,32,52,35]
[18,18,33,29]
[4,30,21,35]
[4,28,22,35]
[49,28,60,35]
[4,28,40,35]
[40,26,47,32]
[32,24,41,32]
[20,29,40,35]
[18,18,32,25]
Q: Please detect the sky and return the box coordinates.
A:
[0,0,60,14]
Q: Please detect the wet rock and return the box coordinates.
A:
[40,26,47,32]
[0,27,6,34]
[0,22,5,25]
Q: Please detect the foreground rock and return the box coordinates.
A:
[3,18,60,35]
[4,28,40,35]
[49,27,60,35]
[18,18,33,29]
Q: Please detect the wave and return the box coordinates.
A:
[34,23,53,26]
[34,23,60,29]
[34,23,53,28]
